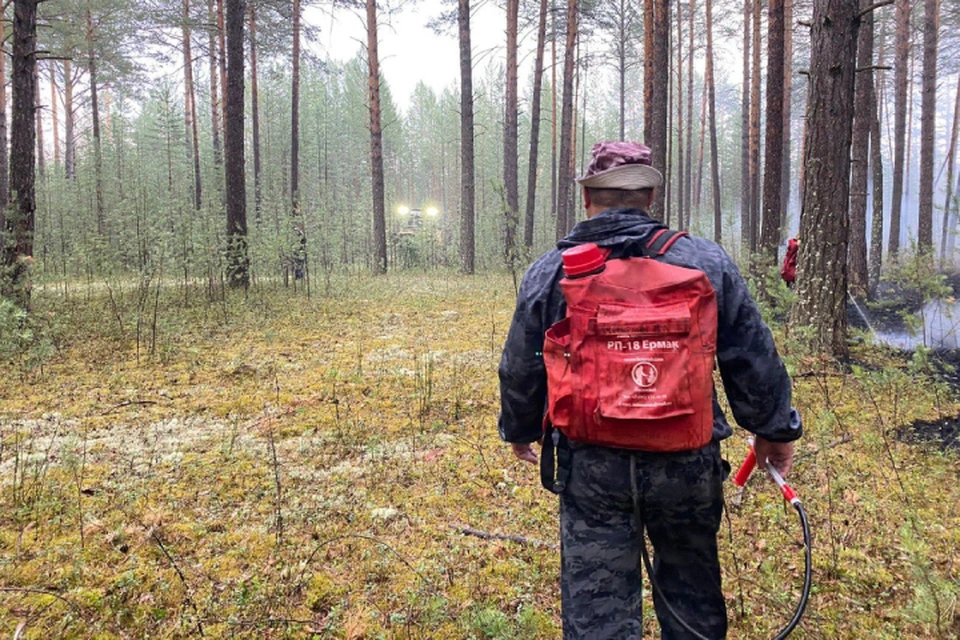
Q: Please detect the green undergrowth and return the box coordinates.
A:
[0,273,958,638]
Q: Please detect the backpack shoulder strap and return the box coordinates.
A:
[643,229,690,258]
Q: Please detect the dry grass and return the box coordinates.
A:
[0,272,958,638]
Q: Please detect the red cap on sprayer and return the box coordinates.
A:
[562,243,606,278]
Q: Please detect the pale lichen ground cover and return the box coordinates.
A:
[1,273,958,638]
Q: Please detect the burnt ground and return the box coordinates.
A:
[897,414,960,452]
[848,274,960,453]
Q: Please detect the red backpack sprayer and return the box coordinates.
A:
[542,240,812,638]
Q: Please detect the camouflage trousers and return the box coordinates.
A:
[559,442,728,639]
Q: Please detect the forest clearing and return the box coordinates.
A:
[0,274,958,638]
[3,0,960,637]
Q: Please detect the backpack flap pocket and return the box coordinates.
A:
[593,304,695,421]
[544,318,574,427]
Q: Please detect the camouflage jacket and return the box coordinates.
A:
[498,208,802,445]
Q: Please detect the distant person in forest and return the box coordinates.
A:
[781,237,799,288]
[498,141,801,638]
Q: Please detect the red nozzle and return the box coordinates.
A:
[733,446,757,488]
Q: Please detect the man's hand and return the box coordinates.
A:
[511,443,539,465]
[754,436,794,479]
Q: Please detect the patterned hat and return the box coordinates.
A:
[576,141,664,189]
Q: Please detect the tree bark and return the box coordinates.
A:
[551,0,557,220]
[940,76,960,265]
[249,2,261,221]
[216,0,228,130]
[224,0,248,287]
[780,0,793,236]
[706,0,722,244]
[366,0,387,274]
[685,0,694,228]
[64,59,75,180]
[49,61,60,167]
[34,62,44,179]
[849,0,874,296]
[748,0,761,252]
[618,0,627,140]
[183,0,202,210]
[917,0,938,253]
[208,0,222,166]
[675,3,684,229]
[644,0,653,143]
[793,0,859,358]
[3,0,38,306]
[504,0,519,266]
[556,0,578,239]
[524,0,548,248]
[869,83,884,296]
[648,0,669,220]
[889,0,910,259]
[761,0,784,261]
[87,8,105,235]
[458,0,475,274]
[291,0,302,218]
[741,0,751,250]
[0,15,8,211]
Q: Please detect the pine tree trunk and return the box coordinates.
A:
[49,61,60,166]
[889,0,910,259]
[685,0,694,228]
[618,0,626,140]
[551,0,557,218]
[940,77,960,265]
[694,84,706,210]
[706,0,722,244]
[748,0,761,252]
[3,0,38,307]
[917,0,938,253]
[644,0,653,143]
[780,0,793,236]
[208,0,222,166]
[524,0,547,248]
[556,0,578,240]
[87,9,104,236]
[0,15,8,211]
[458,0,475,274]
[869,94,884,296]
[741,0,751,249]
[504,0,519,266]
[249,2,261,221]
[649,0,669,220]
[291,0,302,218]
[183,0,202,210]
[216,0,228,129]
[224,0,248,287]
[760,0,784,261]
[675,4,684,229]
[793,0,859,358]
[64,59,75,180]
[849,0,874,296]
[366,0,387,275]
[35,63,44,179]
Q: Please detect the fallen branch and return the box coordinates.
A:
[450,525,559,550]
[0,586,78,612]
[148,529,205,637]
[99,400,160,416]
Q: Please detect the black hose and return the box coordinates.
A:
[636,479,813,638]
[773,501,813,640]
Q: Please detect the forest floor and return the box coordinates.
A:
[1,273,959,639]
